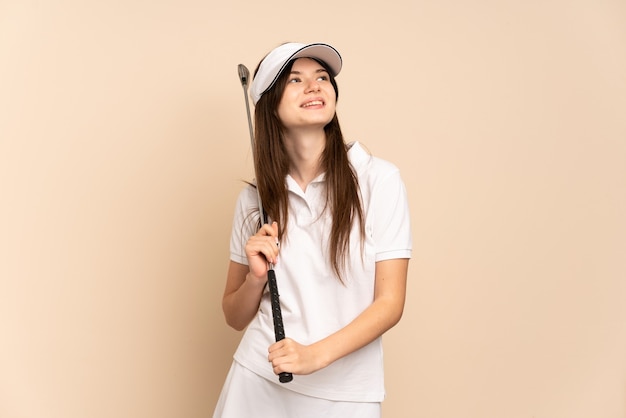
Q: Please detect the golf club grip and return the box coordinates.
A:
[267,268,293,383]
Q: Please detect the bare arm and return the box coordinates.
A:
[222,261,265,330]
[222,222,280,331]
[268,258,409,375]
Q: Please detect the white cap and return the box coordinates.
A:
[250,42,342,105]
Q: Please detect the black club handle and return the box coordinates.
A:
[267,268,293,383]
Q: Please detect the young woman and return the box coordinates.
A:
[213,42,412,418]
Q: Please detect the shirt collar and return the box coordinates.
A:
[285,141,367,194]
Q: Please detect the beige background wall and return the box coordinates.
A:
[1,1,625,417]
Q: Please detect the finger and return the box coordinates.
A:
[258,222,276,237]
[273,363,291,375]
[248,235,279,260]
[259,238,277,263]
[267,349,281,364]
[262,236,279,264]
[268,340,289,359]
[268,351,290,369]
[268,340,283,355]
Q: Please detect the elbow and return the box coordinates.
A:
[222,302,249,331]
[386,301,405,330]
[388,308,404,329]
[224,315,247,332]
[394,308,404,327]
[227,321,246,332]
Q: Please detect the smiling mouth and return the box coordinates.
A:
[301,100,324,108]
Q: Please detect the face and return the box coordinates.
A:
[276,58,337,133]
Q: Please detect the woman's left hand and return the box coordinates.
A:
[267,338,325,376]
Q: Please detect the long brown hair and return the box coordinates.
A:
[253,58,365,281]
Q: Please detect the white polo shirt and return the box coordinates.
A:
[229,141,412,402]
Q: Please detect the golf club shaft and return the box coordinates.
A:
[237,64,293,384]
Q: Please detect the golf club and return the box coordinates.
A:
[238,63,293,384]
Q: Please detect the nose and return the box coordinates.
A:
[305,79,321,93]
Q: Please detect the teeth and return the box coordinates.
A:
[302,100,323,107]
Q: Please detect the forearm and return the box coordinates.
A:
[223,267,267,331]
[314,259,408,368]
[313,295,404,369]
[267,259,408,376]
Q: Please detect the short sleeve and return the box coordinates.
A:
[229,185,261,265]
[370,169,412,262]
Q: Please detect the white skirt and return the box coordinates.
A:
[213,361,381,418]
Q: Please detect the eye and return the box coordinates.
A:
[288,77,301,83]
[317,74,329,81]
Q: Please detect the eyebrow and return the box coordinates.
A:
[289,68,328,75]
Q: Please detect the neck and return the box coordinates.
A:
[283,129,326,191]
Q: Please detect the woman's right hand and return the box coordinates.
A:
[245,221,280,281]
